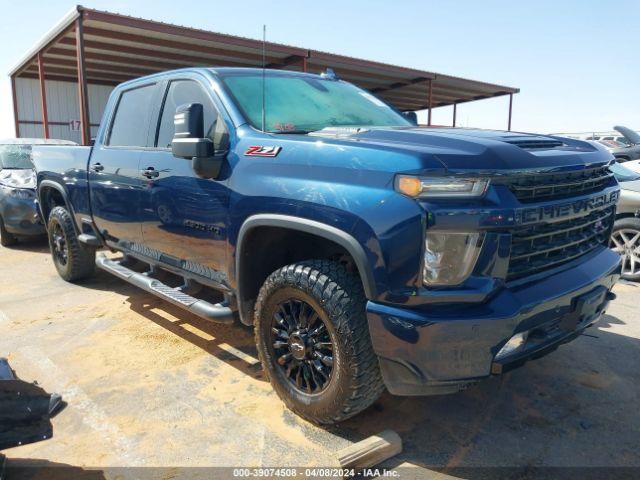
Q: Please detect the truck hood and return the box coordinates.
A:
[0,168,36,189]
[614,126,640,145]
[304,126,611,173]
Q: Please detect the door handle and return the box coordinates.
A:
[91,163,104,172]
[140,167,160,179]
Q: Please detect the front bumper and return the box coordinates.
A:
[0,189,45,236]
[366,247,621,396]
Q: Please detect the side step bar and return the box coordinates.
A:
[96,256,233,324]
[78,233,102,247]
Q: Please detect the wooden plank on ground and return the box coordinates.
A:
[336,430,402,470]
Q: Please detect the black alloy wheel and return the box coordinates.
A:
[47,206,96,282]
[270,298,334,394]
[51,222,69,266]
[254,260,385,424]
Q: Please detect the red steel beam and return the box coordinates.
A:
[37,52,50,139]
[508,93,513,131]
[75,18,90,145]
[10,76,20,137]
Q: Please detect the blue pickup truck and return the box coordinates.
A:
[32,67,621,424]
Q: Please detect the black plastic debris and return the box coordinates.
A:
[0,357,63,451]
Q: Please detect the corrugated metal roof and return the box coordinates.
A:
[9,5,519,111]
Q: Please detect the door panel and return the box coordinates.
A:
[139,150,229,274]
[90,82,158,248]
[139,79,230,279]
[89,147,144,246]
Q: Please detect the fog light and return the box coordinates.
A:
[423,232,483,286]
[495,331,529,360]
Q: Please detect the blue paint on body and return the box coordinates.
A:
[31,68,622,395]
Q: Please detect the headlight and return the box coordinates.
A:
[396,175,489,198]
[0,169,37,189]
[8,188,35,200]
[423,232,484,286]
[494,331,529,360]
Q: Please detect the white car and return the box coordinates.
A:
[620,159,640,175]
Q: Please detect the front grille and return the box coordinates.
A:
[507,206,615,281]
[509,166,613,203]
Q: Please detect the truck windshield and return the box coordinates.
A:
[0,145,33,170]
[218,71,411,133]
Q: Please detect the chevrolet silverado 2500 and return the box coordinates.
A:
[32,68,621,424]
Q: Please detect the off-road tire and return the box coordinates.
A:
[47,206,95,282]
[255,260,384,424]
[610,217,640,281]
[0,215,18,247]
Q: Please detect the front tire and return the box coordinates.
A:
[0,215,18,247]
[255,260,384,424]
[47,206,96,282]
[610,217,640,281]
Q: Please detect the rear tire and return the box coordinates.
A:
[47,206,95,282]
[0,215,17,247]
[610,217,640,281]
[254,260,384,424]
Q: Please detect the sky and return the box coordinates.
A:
[0,0,638,138]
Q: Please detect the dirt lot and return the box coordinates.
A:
[1,238,639,479]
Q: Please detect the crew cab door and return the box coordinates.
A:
[89,82,159,248]
[138,78,231,281]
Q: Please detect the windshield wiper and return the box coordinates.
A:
[271,129,314,135]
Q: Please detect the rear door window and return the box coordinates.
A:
[108,84,156,147]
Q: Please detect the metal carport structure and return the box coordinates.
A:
[9,5,520,145]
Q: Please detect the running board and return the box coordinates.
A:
[96,256,233,324]
[78,233,102,247]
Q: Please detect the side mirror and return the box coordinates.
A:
[402,111,418,126]
[171,103,223,179]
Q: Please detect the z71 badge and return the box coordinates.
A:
[245,146,282,157]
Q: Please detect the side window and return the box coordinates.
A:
[108,84,156,147]
[156,80,229,151]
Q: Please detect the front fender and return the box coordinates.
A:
[236,214,378,299]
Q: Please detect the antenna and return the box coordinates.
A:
[261,24,266,132]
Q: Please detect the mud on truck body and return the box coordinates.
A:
[31,68,621,424]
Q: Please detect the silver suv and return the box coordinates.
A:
[610,162,640,280]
